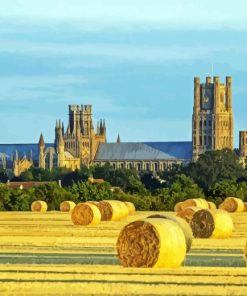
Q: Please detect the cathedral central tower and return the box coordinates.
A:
[192,76,233,160]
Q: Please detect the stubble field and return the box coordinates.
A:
[0,211,246,295]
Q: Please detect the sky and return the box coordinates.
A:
[0,0,247,146]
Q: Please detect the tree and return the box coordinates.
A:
[186,148,246,192]
[0,170,8,183]
[154,174,205,211]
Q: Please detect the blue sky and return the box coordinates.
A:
[0,1,247,146]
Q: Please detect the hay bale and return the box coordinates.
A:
[71,203,101,226]
[124,201,136,215]
[117,218,186,268]
[60,201,76,212]
[191,209,234,239]
[97,200,128,221]
[244,203,247,212]
[86,201,99,206]
[176,206,201,224]
[31,201,47,212]
[219,197,244,212]
[208,201,216,209]
[174,198,209,213]
[147,214,193,252]
[174,202,184,212]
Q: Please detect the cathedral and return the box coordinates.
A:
[1,75,247,177]
[38,104,106,171]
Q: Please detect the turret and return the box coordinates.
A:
[38,133,45,169]
[116,134,121,143]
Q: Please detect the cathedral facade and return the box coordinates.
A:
[38,104,106,170]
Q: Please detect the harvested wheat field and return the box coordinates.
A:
[0,211,246,295]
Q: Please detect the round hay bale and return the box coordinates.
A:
[174,202,184,212]
[97,200,128,221]
[71,203,101,226]
[31,201,47,212]
[208,201,216,210]
[175,198,208,213]
[86,201,99,206]
[244,203,247,212]
[219,197,244,212]
[191,209,234,239]
[147,214,193,252]
[60,201,76,212]
[176,206,201,224]
[117,218,186,268]
[124,201,136,215]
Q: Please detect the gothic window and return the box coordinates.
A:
[53,154,58,168]
[137,163,141,171]
[204,135,207,145]
[208,136,211,146]
[45,154,50,169]
[154,163,158,172]
[120,163,124,169]
[204,120,206,127]
[246,138,247,145]
[200,136,202,146]
[209,120,211,126]
[200,120,202,128]
[146,163,150,171]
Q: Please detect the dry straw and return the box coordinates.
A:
[60,201,76,212]
[124,201,135,215]
[147,213,193,252]
[31,201,48,212]
[71,203,101,226]
[191,209,234,239]
[219,197,244,212]
[117,218,186,268]
[97,200,129,221]
[176,206,201,224]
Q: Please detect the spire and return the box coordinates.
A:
[58,128,64,146]
[117,134,121,143]
[56,120,58,128]
[38,133,45,146]
[15,150,19,162]
[103,119,106,129]
[62,122,64,135]
[59,119,61,128]
[97,121,100,134]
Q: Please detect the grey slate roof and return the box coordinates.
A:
[0,143,54,161]
[94,142,180,161]
[144,141,192,160]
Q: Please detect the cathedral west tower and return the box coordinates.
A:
[192,76,233,160]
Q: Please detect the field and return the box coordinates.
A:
[0,211,246,295]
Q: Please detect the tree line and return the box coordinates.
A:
[0,148,247,211]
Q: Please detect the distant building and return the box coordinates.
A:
[192,76,233,160]
[38,104,106,171]
[3,76,247,175]
[239,131,247,165]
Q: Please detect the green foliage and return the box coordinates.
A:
[93,164,148,195]
[0,184,11,210]
[0,170,8,183]
[69,181,112,202]
[140,172,165,191]
[33,183,76,210]
[186,148,246,192]
[154,174,205,211]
